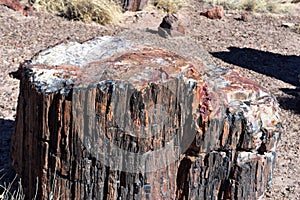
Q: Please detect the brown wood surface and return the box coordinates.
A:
[117,0,148,11]
[11,38,281,200]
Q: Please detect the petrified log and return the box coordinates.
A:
[11,36,282,200]
[117,0,148,11]
[0,0,30,15]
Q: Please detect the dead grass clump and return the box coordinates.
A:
[30,0,122,24]
[0,174,25,200]
[239,0,289,13]
[203,0,292,13]
[151,0,188,13]
[295,24,300,34]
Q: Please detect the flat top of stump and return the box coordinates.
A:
[22,36,263,95]
[26,36,207,93]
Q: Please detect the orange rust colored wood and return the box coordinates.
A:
[10,37,282,200]
[0,0,29,15]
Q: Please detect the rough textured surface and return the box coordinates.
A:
[118,0,148,11]
[11,36,281,199]
[200,6,225,20]
[0,0,299,199]
[0,0,29,15]
[158,14,185,38]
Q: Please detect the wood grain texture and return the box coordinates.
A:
[11,37,282,200]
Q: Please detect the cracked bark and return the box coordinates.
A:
[116,0,148,11]
[11,37,281,200]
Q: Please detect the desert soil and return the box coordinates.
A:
[0,1,299,199]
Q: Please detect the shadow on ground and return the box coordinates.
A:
[0,119,17,193]
[278,88,300,114]
[210,47,300,87]
[211,47,300,114]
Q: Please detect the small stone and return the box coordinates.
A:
[157,26,170,38]
[200,6,225,20]
[158,14,185,38]
[241,12,249,22]
[281,22,295,28]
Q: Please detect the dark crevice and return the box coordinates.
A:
[48,94,59,155]
[105,84,114,116]
[103,166,110,200]
[150,83,159,104]
[176,157,192,200]
[236,113,248,151]
[70,160,77,200]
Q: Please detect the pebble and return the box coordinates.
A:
[281,22,295,28]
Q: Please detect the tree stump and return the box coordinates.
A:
[117,0,148,11]
[11,36,282,200]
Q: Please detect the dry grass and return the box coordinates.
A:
[29,0,122,24]
[151,0,188,13]
[0,171,52,200]
[295,24,300,33]
[0,173,25,200]
[203,0,294,13]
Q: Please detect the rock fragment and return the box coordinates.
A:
[200,5,225,20]
[158,14,185,38]
[0,0,29,15]
[281,22,295,28]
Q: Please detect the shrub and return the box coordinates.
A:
[151,0,188,13]
[30,0,122,24]
[295,24,300,34]
[0,174,25,200]
[202,0,293,13]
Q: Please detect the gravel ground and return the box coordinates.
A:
[0,1,299,199]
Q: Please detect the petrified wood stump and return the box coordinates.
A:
[117,0,148,11]
[11,36,282,200]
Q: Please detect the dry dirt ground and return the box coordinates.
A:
[0,1,299,199]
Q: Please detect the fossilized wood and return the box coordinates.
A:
[0,0,29,15]
[117,0,148,11]
[11,36,282,200]
[158,14,185,38]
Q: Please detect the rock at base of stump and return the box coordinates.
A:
[11,36,281,200]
